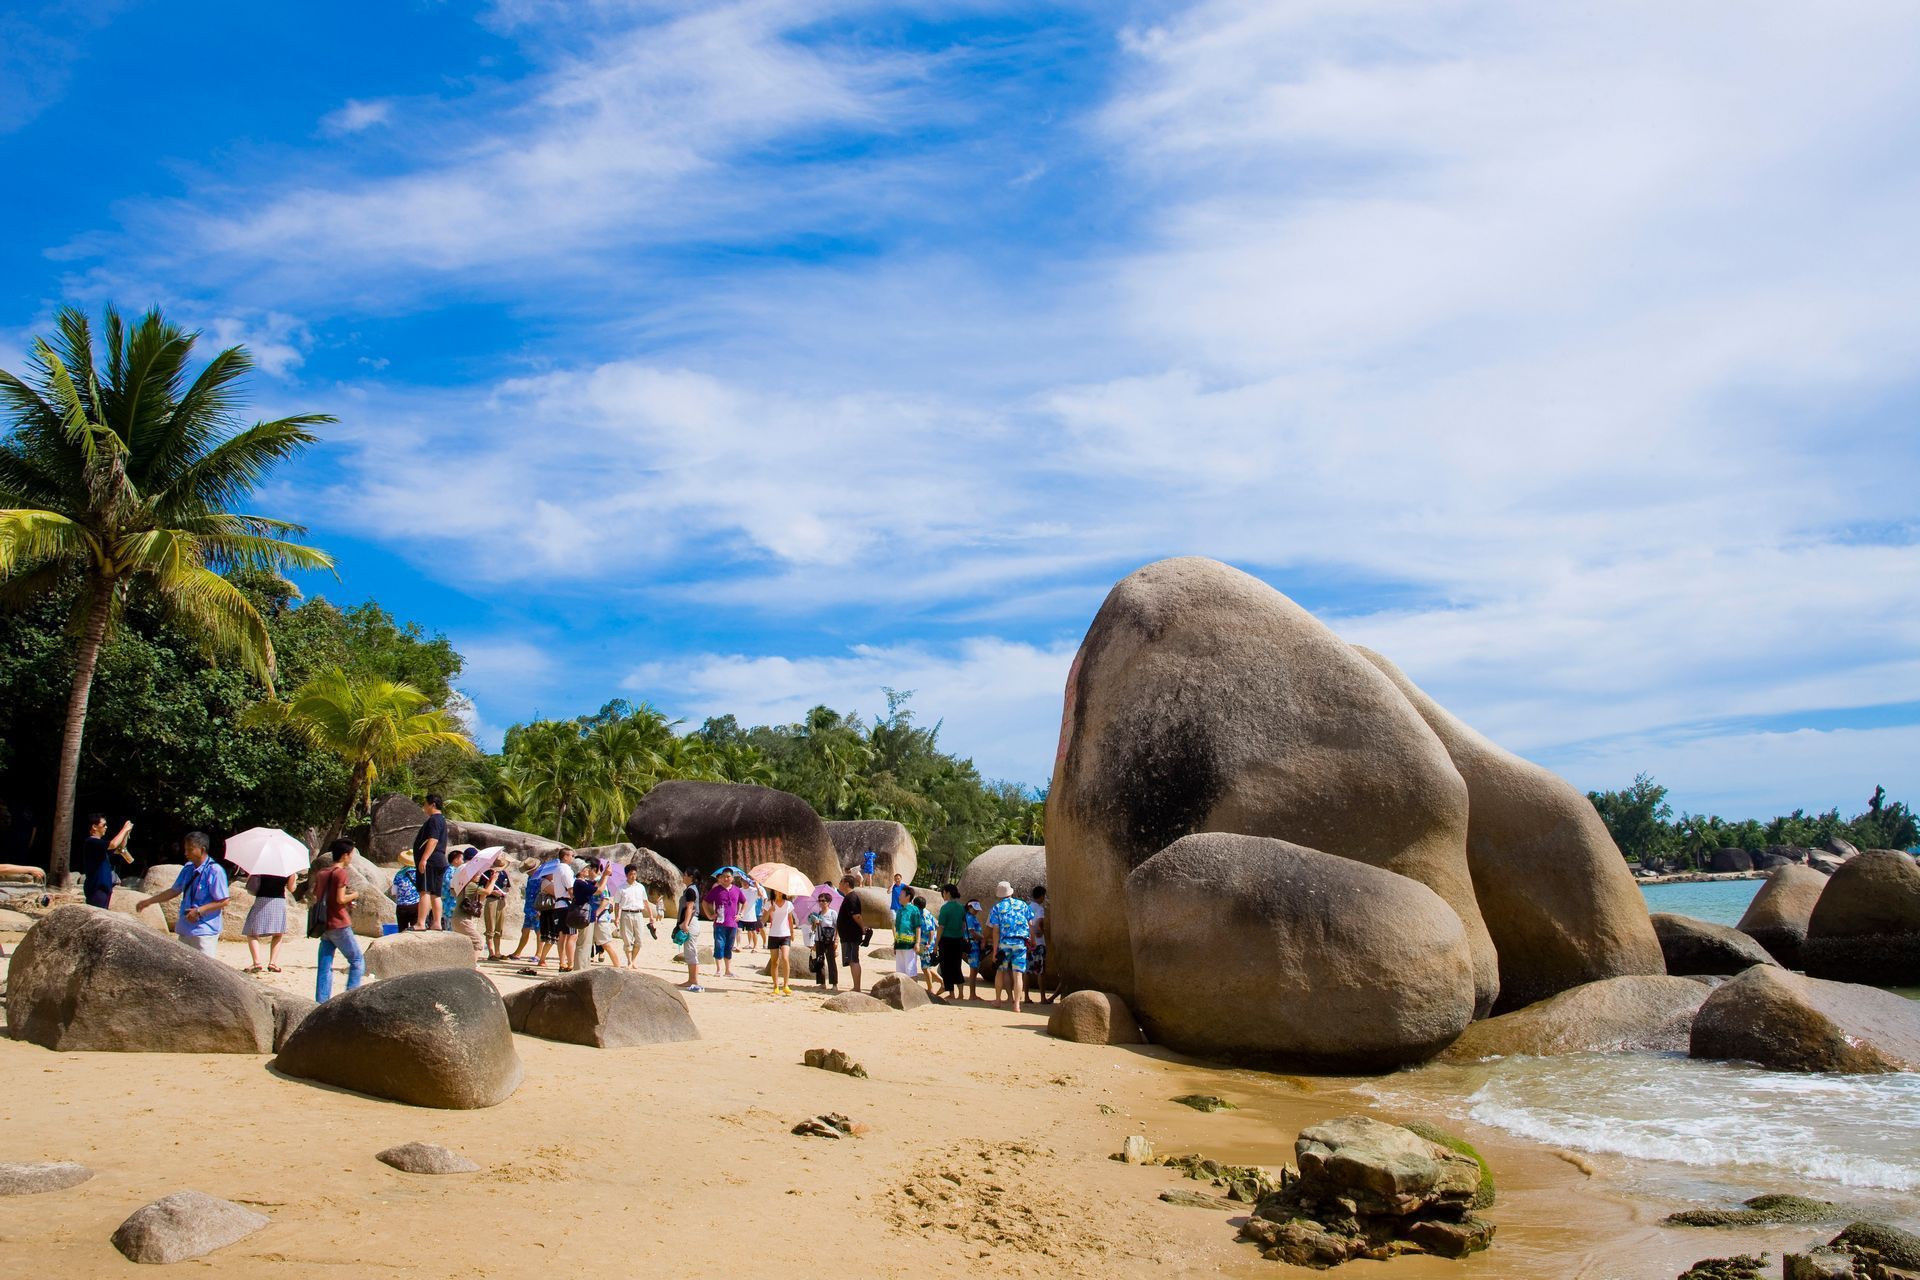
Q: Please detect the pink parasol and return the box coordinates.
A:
[805,883,843,916]
[452,847,503,892]
[750,862,814,900]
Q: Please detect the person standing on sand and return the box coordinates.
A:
[738,876,764,953]
[888,872,907,913]
[835,874,866,993]
[1028,885,1052,1004]
[479,858,512,960]
[765,888,795,994]
[963,900,987,1000]
[936,884,967,997]
[411,795,449,931]
[79,813,133,909]
[389,851,420,930]
[241,865,292,974]
[137,831,229,958]
[532,850,576,970]
[616,866,652,968]
[704,868,746,978]
[808,890,838,989]
[507,857,542,962]
[442,847,468,935]
[916,895,939,995]
[310,839,364,1001]
[891,891,923,977]
[451,851,487,959]
[985,880,1035,1013]
[676,872,705,992]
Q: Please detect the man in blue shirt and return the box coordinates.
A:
[861,849,878,886]
[985,880,1035,1013]
[137,831,229,959]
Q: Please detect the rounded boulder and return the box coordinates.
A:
[272,968,523,1108]
[868,974,932,1011]
[626,780,838,886]
[826,820,918,886]
[1689,966,1920,1074]
[1047,990,1144,1045]
[1048,558,1496,1011]
[1803,851,1920,986]
[1651,913,1779,976]
[1737,865,1828,967]
[1440,976,1708,1060]
[502,968,699,1048]
[365,929,478,979]
[959,844,1046,910]
[1125,832,1475,1070]
[5,906,275,1053]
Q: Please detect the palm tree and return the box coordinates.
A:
[243,668,475,840]
[0,306,333,884]
[508,720,599,843]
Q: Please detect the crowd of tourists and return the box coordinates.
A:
[9,801,1055,1017]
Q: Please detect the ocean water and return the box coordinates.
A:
[1365,1054,1920,1225]
[1639,878,1763,925]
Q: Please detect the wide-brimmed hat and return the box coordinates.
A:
[994,880,1013,898]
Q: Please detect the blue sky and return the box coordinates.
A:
[5,0,1917,818]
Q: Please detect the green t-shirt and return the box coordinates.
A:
[938,898,968,939]
[892,902,921,947]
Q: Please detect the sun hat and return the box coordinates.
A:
[994,880,1013,899]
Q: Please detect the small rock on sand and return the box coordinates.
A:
[0,1161,93,1196]
[376,1143,480,1175]
[111,1190,269,1264]
[803,1048,868,1078]
[1159,1188,1227,1209]
[1171,1094,1235,1112]
[822,992,888,1014]
[793,1114,865,1139]
[1114,1136,1154,1165]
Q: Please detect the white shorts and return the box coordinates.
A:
[894,948,921,976]
[620,915,645,950]
[176,933,220,957]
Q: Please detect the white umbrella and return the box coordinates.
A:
[224,827,310,878]
[453,847,505,892]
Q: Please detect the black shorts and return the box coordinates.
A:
[418,862,447,897]
[839,934,861,965]
[768,935,790,950]
[539,906,568,942]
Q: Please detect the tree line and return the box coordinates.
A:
[1586,773,1917,866]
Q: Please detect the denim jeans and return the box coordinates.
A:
[316,926,364,1001]
[712,924,738,960]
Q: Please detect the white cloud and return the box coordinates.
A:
[626,637,1079,783]
[320,97,392,135]
[203,312,308,377]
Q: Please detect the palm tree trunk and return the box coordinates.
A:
[323,760,371,849]
[49,578,115,888]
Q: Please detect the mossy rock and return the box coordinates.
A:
[1676,1255,1768,1280]
[1832,1221,1920,1269]
[1171,1094,1236,1112]
[1667,1194,1844,1228]
[1401,1120,1496,1210]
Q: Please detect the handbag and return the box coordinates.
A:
[670,925,690,946]
[305,898,327,940]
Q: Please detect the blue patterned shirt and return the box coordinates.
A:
[986,896,1034,952]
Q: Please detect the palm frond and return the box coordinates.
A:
[150,559,277,687]
[159,414,333,518]
[0,508,97,576]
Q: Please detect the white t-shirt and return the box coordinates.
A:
[741,888,764,922]
[618,883,648,913]
[548,862,576,900]
[767,901,795,939]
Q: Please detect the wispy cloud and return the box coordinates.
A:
[320,97,393,136]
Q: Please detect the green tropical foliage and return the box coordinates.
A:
[243,668,475,838]
[1589,774,1917,866]
[0,306,332,881]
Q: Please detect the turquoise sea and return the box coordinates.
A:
[1638,878,1764,926]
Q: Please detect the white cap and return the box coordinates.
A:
[994,880,1014,899]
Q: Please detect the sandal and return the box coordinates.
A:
[267,965,282,973]
[516,967,539,977]
[242,966,263,974]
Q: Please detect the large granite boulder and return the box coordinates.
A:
[1708,848,1755,874]
[341,856,398,937]
[1803,850,1920,986]
[620,846,686,902]
[1126,833,1475,1070]
[1766,845,1813,865]
[1358,648,1665,1011]
[1047,990,1144,1045]
[502,968,699,1048]
[5,906,276,1053]
[1821,836,1861,859]
[366,929,478,979]
[1690,967,1920,1073]
[1651,913,1779,976]
[1048,559,1498,1012]
[840,885,893,936]
[369,793,429,863]
[107,886,168,931]
[447,820,566,863]
[273,968,522,1107]
[1441,975,1708,1060]
[1736,865,1827,967]
[826,820,918,885]
[626,780,837,886]
[959,844,1046,909]
[136,863,253,941]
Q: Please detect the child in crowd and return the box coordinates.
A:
[964,899,987,1001]
[916,894,939,995]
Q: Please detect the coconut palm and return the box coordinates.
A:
[243,668,475,839]
[0,306,333,883]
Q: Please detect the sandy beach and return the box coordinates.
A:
[0,921,1836,1280]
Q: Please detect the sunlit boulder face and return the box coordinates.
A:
[1356,648,1666,1011]
[825,820,918,886]
[1046,557,1498,1013]
[625,780,838,886]
[1803,850,1920,986]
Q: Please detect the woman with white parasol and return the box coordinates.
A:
[225,827,310,974]
[450,847,505,958]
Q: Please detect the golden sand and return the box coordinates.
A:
[0,927,1819,1278]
